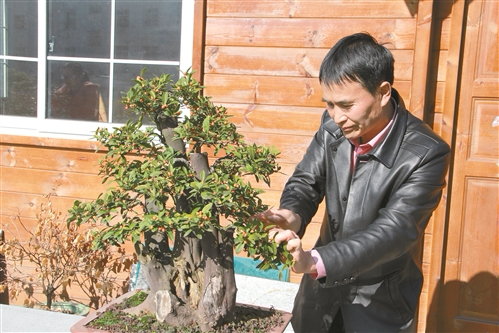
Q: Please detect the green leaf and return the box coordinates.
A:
[202,116,210,132]
[202,203,213,214]
[235,242,244,254]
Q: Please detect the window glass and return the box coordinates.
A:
[48,1,111,58]
[0,0,38,57]
[112,64,179,124]
[0,0,191,137]
[115,1,181,61]
[47,61,110,122]
[0,60,37,117]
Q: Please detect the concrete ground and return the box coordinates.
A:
[0,274,299,333]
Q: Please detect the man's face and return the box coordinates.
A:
[321,80,391,143]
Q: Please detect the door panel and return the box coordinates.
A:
[440,0,499,331]
[469,100,499,162]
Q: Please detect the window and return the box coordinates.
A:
[0,0,194,139]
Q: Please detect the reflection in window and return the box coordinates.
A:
[14,15,27,30]
[89,4,102,15]
[48,1,111,58]
[46,0,182,125]
[116,9,129,28]
[87,30,103,48]
[112,64,179,124]
[48,61,109,122]
[0,60,37,117]
[0,0,37,58]
[0,0,187,128]
[115,46,129,58]
[63,10,76,31]
[144,46,159,59]
[114,0,181,61]
[144,8,159,27]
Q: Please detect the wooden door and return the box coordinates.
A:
[438,0,499,331]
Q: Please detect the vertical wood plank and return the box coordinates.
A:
[192,0,207,84]
[425,2,466,331]
[441,0,465,146]
[409,0,434,120]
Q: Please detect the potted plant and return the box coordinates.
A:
[67,69,293,331]
[0,193,132,313]
[70,289,291,332]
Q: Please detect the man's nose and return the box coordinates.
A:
[334,112,348,124]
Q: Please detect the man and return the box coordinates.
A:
[257,33,450,332]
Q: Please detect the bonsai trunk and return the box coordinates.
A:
[133,229,237,331]
[126,120,237,331]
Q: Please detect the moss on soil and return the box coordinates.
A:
[88,291,285,333]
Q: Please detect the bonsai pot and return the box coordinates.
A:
[70,290,292,333]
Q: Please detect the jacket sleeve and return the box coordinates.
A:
[316,137,450,287]
[279,111,330,237]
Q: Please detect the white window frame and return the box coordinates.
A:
[0,0,194,141]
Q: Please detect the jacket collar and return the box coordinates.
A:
[369,88,407,168]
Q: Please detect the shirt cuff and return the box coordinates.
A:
[308,249,326,279]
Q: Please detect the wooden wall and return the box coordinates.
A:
[200,0,440,276]
[0,1,463,331]
[0,135,134,306]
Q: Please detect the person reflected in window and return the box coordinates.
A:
[51,62,102,121]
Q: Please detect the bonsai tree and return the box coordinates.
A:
[0,193,131,310]
[68,69,292,331]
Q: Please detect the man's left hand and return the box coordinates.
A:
[272,229,317,274]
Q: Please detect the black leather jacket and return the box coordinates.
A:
[281,89,450,332]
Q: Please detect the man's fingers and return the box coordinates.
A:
[268,228,282,241]
[286,237,302,253]
[274,229,299,244]
[255,208,297,230]
[254,209,280,227]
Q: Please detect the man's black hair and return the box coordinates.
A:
[63,62,90,82]
[319,32,394,95]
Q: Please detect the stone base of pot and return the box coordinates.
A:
[70,290,292,333]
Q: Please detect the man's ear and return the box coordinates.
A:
[378,81,392,107]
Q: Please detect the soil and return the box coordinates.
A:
[86,291,287,333]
